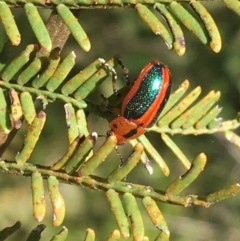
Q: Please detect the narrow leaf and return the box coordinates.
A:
[154,231,170,241]
[161,133,191,169]
[84,229,95,241]
[190,1,221,53]
[168,2,208,44]
[61,58,104,95]
[105,230,121,241]
[123,193,144,241]
[57,4,91,52]
[129,139,153,175]
[106,189,130,239]
[0,88,11,133]
[46,51,76,92]
[205,183,240,203]
[143,237,150,241]
[154,3,185,56]
[108,143,143,182]
[48,176,65,227]
[50,227,68,241]
[138,135,169,176]
[207,117,222,129]
[25,3,52,51]
[31,172,46,222]
[26,224,46,241]
[78,134,117,176]
[9,89,23,129]
[32,48,60,88]
[1,44,37,82]
[74,58,116,100]
[222,0,240,16]
[65,134,95,174]
[15,111,46,163]
[143,197,169,234]
[76,109,89,137]
[158,86,202,127]
[20,92,36,125]
[0,221,21,240]
[17,58,42,85]
[173,91,220,129]
[195,105,222,129]
[64,103,79,143]
[158,79,190,118]
[0,2,20,46]
[166,153,207,195]
[225,131,240,148]
[51,135,81,170]
[135,3,173,49]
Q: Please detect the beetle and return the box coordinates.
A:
[102,59,172,145]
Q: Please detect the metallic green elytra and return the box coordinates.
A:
[121,61,171,128]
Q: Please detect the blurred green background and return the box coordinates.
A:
[1,2,240,241]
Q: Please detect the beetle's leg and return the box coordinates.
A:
[99,59,120,96]
[115,145,124,167]
[101,94,121,115]
[101,93,110,110]
[115,57,130,86]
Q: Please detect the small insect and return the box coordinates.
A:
[101,58,172,146]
